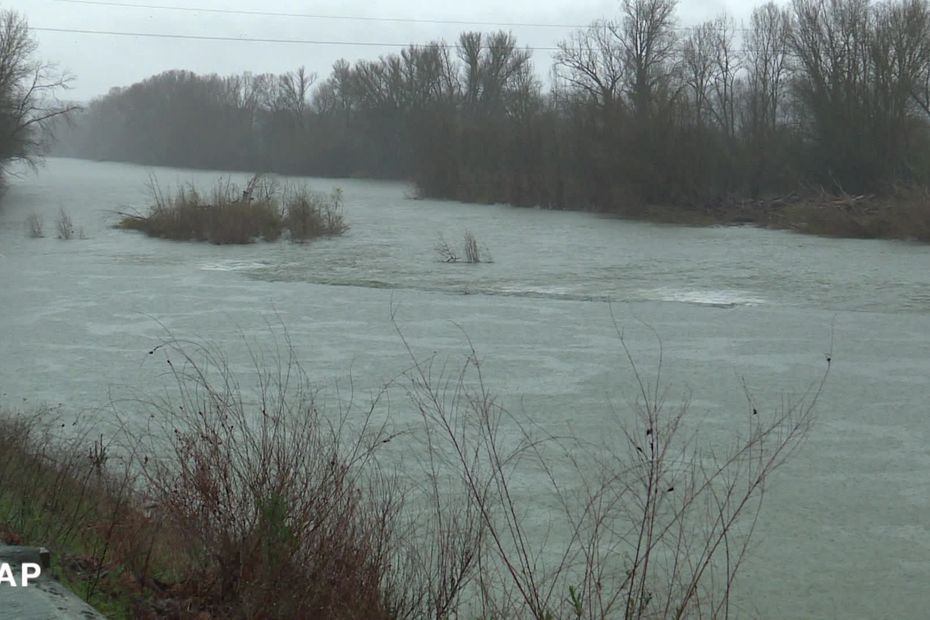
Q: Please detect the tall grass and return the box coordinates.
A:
[0,324,829,618]
[118,175,347,244]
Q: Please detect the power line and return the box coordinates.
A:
[53,0,751,34]
[30,25,564,51]
[31,26,778,57]
[53,0,590,30]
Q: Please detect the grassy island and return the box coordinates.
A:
[118,176,347,244]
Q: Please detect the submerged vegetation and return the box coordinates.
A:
[434,230,491,263]
[117,175,347,244]
[50,0,930,241]
[0,327,829,618]
[25,212,44,237]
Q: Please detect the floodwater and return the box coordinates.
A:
[1,157,929,618]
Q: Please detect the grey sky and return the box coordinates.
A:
[7,0,785,102]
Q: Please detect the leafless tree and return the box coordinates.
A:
[555,20,626,113]
[707,15,741,139]
[619,0,680,119]
[681,22,717,127]
[0,10,78,171]
[458,31,532,113]
[745,2,793,134]
[276,66,315,126]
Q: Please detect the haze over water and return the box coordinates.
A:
[1,158,929,618]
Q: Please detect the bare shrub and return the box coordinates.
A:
[283,186,348,242]
[395,318,829,618]
[463,230,481,263]
[25,212,43,238]
[56,208,74,240]
[435,231,492,263]
[136,338,398,618]
[434,234,458,262]
[0,408,156,608]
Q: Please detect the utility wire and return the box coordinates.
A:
[31,26,773,56]
[53,0,591,29]
[52,0,751,33]
[30,26,564,50]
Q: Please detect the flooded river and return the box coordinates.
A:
[1,158,929,618]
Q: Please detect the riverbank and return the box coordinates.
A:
[602,189,930,242]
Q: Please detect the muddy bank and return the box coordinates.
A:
[611,190,930,242]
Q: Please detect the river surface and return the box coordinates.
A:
[1,157,929,618]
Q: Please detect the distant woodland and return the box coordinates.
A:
[51,0,930,211]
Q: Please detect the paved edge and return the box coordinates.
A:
[0,545,105,619]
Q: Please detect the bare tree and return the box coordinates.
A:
[790,0,930,190]
[743,2,794,196]
[745,2,793,134]
[681,22,717,127]
[790,0,874,187]
[555,20,626,113]
[277,66,315,127]
[619,0,679,119]
[0,10,77,171]
[708,15,741,139]
[458,31,532,113]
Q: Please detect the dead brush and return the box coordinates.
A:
[463,230,481,263]
[56,208,75,240]
[0,408,161,607]
[25,212,44,238]
[283,185,348,242]
[136,337,400,618]
[394,314,830,619]
[434,230,492,263]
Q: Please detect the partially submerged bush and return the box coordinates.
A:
[463,230,481,263]
[26,212,43,238]
[434,230,492,263]
[118,175,347,245]
[56,208,74,240]
[283,187,347,242]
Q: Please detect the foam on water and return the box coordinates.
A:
[199,260,272,272]
[643,287,767,307]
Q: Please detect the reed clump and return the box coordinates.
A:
[118,175,347,244]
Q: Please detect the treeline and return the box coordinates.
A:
[54,0,930,209]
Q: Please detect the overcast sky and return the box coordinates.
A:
[7,0,787,102]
